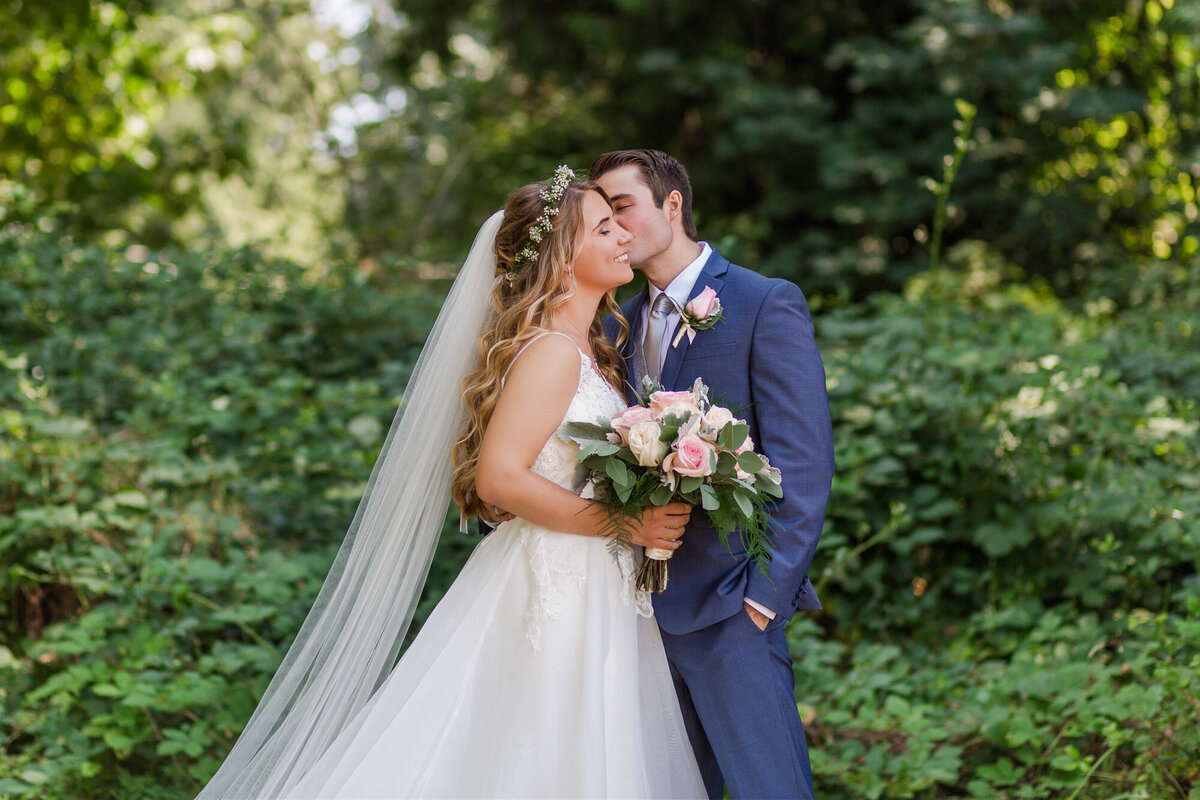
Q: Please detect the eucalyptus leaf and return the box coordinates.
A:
[736,451,765,473]
[606,458,629,486]
[732,490,753,519]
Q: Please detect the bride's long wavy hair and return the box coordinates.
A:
[451,177,630,521]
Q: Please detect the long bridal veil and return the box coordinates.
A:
[196,211,504,800]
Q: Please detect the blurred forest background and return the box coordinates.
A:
[2,0,1198,797]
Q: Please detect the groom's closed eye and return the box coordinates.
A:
[607,193,634,211]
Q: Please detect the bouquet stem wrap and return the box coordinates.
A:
[637,547,673,592]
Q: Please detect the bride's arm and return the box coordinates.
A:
[476,335,688,549]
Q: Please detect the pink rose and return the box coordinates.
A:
[612,404,655,429]
[664,433,715,478]
[648,390,698,416]
[686,286,719,319]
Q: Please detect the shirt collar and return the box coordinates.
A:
[647,242,711,312]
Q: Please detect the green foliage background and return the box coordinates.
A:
[2,0,1198,797]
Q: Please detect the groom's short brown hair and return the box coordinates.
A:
[588,149,698,241]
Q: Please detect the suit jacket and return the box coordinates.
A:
[603,248,834,634]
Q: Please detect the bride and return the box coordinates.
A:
[196,168,707,798]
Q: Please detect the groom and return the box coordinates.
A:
[593,150,834,799]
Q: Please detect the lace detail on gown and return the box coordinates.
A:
[520,343,653,649]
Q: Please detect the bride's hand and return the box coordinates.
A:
[630,503,691,552]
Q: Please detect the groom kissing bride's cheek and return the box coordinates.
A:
[196,151,832,800]
[593,149,835,800]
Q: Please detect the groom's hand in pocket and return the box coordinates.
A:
[743,601,770,631]
[631,503,691,552]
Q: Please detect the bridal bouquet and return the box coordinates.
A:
[559,377,782,592]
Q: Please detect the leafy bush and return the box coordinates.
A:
[794,600,1200,798]
[1,202,1195,797]
[817,241,1199,640]
[800,242,1199,797]
[0,208,478,798]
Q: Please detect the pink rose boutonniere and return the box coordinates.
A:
[670,285,725,347]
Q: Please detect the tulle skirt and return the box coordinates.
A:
[284,518,706,799]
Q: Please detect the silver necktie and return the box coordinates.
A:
[642,293,674,383]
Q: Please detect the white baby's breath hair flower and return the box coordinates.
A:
[506,164,576,284]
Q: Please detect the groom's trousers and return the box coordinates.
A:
[659,611,814,799]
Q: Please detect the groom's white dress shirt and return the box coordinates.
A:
[639,242,776,621]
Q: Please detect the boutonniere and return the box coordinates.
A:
[670,285,724,347]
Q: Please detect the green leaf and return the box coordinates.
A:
[732,490,753,519]
[736,452,765,473]
[605,458,629,485]
[560,421,612,441]
[19,770,49,786]
[649,485,673,505]
[680,476,703,494]
[716,450,738,475]
[113,489,148,510]
[719,423,749,450]
[755,476,784,498]
[700,484,720,511]
[103,732,134,751]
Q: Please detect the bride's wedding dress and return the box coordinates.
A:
[284,334,706,799]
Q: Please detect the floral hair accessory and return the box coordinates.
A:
[507,164,576,284]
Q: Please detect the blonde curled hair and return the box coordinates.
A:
[450,178,630,522]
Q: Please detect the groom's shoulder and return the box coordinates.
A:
[722,260,803,302]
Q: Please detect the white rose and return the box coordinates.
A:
[627,421,668,467]
[702,405,734,431]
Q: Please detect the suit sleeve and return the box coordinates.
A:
[743,280,834,616]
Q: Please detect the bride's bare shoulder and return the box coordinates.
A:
[503,331,583,391]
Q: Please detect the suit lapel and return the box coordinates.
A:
[659,250,729,390]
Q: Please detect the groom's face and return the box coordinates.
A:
[595,165,673,271]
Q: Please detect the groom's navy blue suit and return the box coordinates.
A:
[604,248,834,799]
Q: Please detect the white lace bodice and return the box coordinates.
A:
[529,351,626,489]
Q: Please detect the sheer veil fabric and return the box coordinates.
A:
[196,211,504,800]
